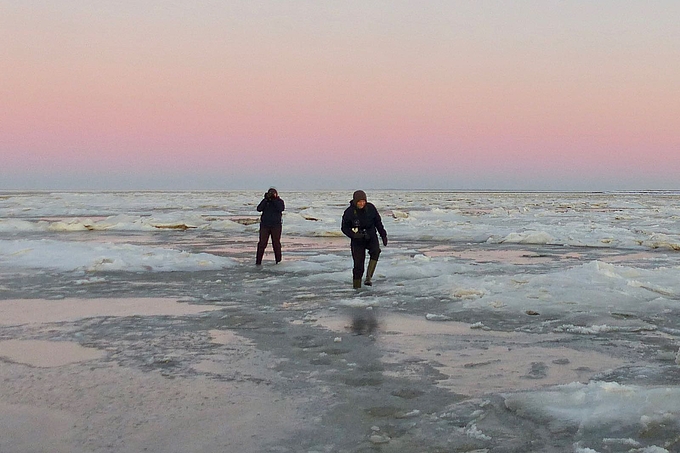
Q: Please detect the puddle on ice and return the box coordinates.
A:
[0,364,304,453]
[317,311,536,339]
[0,340,106,367]
[0,403,76,453]
[315,313,625,396]
[392,343,625,395]
[192,329,278,375]
[422,246,581,265]
[600,251,658,263]
[423,248,557,264]
[208,329,255,345]
[0,298,222,326]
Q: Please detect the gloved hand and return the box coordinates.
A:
[264,192,272,200]
[381,235,388,246]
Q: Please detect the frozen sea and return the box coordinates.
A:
[2,190,680,452]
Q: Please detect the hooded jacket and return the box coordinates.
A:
[341,200,387,242]
[257,196,285,227]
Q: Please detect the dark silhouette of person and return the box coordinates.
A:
[341,190,387,288]
[256,188,285,265]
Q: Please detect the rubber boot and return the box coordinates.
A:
[353,279,362,289]
[364,259,378,286]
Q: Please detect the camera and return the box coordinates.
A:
[351,219,368,239]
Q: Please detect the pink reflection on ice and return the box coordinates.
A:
[314,313,626,396]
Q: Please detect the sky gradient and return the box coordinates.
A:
[2,1,679,190]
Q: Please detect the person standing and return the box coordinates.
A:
[341,190,387,288]
[256,187,285,265]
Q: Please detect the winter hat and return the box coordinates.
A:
[353,190,367,204]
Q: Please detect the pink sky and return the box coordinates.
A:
[1,1,679,190]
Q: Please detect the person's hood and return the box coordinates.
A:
[352,190,367,204]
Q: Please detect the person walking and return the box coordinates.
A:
[341,190,387,288]
[256,187,285,265]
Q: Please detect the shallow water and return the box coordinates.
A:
[0,340,106,367]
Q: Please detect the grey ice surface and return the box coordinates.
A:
[2,191,680,452]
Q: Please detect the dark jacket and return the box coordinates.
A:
[341,201,387,242]
[257,197,285,227]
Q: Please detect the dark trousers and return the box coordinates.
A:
[351,236,381,280]
[256,225,282,265]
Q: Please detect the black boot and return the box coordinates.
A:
[364,259,378,286]
[353,279,362,289]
